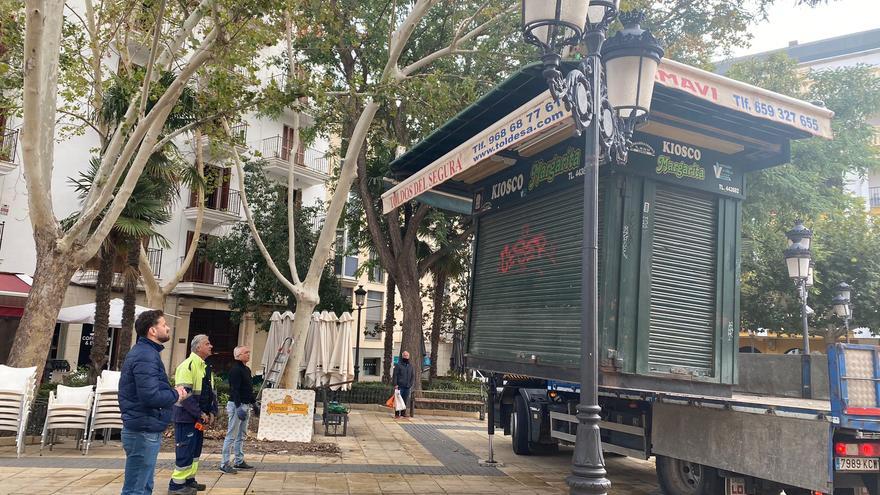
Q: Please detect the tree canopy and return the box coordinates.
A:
[727,54,880,336]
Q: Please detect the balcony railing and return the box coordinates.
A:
[0,129,19,163]
[255,136,330,175]
[190,188,241,216]
[230,123,248,145]
[182,264,230,287]
[870,187,880,208]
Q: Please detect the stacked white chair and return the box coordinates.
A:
[84,370,122,455]
[40,384,95,455]
[0,365,37,457]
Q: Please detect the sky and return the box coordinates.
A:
[732,0,879,57]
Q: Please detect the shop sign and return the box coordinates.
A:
[655,59,833,139]
[382,91,568,213]
[257,389,315,442]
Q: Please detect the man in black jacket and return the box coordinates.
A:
[220,346,256,473]
[392,351,417,418]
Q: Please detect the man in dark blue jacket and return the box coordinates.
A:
[119,310,188,495]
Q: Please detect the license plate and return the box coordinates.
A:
[726,478,746,495]
[835,457,880,471]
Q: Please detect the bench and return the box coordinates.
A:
[410,390,485,419]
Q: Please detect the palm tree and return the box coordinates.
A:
[427,243,469,382]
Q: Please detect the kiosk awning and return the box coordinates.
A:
[381,59,833,214]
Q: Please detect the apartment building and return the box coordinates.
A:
[716,28,880,211]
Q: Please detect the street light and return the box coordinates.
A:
[786,220,813,250]
[833,282,853,343]
[783,229,812,399]
[354,285,367,382]
[522,4,663,494]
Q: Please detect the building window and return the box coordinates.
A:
[365,290,383,340]
[363,358,380,376]
[183,232,224,285]
[368,249,384,283]
[334,229,358,278]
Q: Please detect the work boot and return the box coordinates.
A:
[167,486,196,495]
[233,461,254,470]
[185,479,207,491]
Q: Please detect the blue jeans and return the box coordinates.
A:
[221,401,250,466]
[121,429,162,495]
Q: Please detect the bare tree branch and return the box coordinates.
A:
[222,118,302,298]
[401,2,515,78]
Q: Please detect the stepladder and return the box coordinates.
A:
[257,337,293,401]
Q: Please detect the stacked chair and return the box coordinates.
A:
[40,383,95,455]
[84,370,122,455]
[0,365,37,457]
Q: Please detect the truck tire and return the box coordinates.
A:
[511,395,531,455]
[656,455,723,495]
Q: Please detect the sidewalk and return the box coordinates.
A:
[0,411,660,494]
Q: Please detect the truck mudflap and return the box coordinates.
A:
[829,344,880,432]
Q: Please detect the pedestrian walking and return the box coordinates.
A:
[169,335,218,494]
[392,350,417,418]
[119,310,189,495]
[219,346,256,474]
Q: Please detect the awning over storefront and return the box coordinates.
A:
[380,59,834,213]
[0,273,31,317]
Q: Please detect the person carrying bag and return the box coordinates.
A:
[391,351,416,418]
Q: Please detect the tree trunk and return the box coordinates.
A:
[429,270,447,382]
[382,276,396,384]
[8,235,77,383]
[116,238,141,369]
[279,291,319,389]
[90,244,115,382]
[398,275,424,392]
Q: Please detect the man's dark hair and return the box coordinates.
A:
[135,310,165,338]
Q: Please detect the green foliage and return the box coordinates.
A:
[728,54,880,336]
[207,160,350,327]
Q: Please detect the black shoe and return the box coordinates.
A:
[234,461,255,470]
[167,486,196,495]
[218,463,238,474]
[185,479,207,491]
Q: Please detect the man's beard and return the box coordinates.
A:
[157,332,171,343]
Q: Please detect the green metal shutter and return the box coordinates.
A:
[469,184,604,368]
[648,184,717,376]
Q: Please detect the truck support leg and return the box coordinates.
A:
[479,374,503,467]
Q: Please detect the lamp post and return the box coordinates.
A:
[783,221,813,399]
[354,285,367,382]
[833,282,853,343]
[521,3,663,494]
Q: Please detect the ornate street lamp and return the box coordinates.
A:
[833,282,853,343]
[783,232,812,399]
[521,3,663,494]
[786,220,813,250]
[354,285,367,382]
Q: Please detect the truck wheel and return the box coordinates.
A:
[511,395,531,455]
[656,455,722,495]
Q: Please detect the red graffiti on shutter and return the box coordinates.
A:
[498,225,556,275]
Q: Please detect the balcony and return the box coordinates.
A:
[0,129,19,175]
[183,188,242,227]
[870,187,880,209]
[254,136,331,186]
[191,123,249,162]
[70,247,163,287]
[174,263,231,299]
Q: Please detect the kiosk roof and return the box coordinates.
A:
[383,59,833,214]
